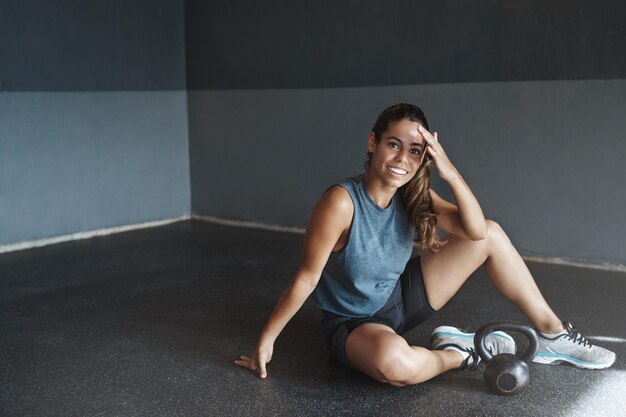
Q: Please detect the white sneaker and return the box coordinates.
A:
[431,325,516,369]
[532,321,616,369]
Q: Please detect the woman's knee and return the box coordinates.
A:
[373,345,420,386]
[485,219,514,254]
[485,219,501,233]
[486,219,509,242]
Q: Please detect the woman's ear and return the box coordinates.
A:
[367,132,377,153]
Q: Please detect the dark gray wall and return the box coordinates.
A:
[185,0,626,89]
[0,0,190,247]
[187,1,626,266]
[0,0,186,91]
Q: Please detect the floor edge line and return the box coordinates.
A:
[0,215,191,254]
[192,214,306,234]
[3,214,625,273]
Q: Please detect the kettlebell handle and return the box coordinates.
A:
[474,321,539,363]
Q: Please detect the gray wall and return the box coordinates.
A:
[185,0,626,89]
[0,0,190,246]
[1,0,624,265]
[186,1,626,265]
[1,0,186,91]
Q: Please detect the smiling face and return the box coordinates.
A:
[367,118,426,188]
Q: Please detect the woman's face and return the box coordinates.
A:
[367,118,426,187]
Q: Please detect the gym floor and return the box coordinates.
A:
[1,220,624,416]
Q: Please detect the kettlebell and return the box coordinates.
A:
[474,321,539,396]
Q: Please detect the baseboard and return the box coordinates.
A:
[517,254,626,273]
[191,214,306,234]
[0,215,191,254]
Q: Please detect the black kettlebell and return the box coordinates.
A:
[474,322,539,396]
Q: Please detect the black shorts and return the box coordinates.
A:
[319,256,436,371]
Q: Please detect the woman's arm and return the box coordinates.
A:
[234,186,353,378]
[419,125,487,240]
[429,183,487,240]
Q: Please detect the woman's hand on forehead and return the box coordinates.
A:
[418,125,459,181]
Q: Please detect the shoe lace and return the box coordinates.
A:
[463,347,480,369]
[564,325,592,348]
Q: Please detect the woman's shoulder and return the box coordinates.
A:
[319,185,354,216]
[308,184,351,229]
[302,185,354,250]
[313,173,363,222]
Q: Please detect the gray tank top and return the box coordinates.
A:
[311,173,415,317]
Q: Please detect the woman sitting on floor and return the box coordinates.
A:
[235,103,615,386]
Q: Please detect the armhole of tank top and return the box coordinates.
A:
[328,184,355,255]
[398,196,417,243]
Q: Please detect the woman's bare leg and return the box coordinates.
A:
[421,219,564,333]
[343,220,568,387]
[344,323,464,387]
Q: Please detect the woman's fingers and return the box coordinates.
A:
[420,127,450,162]
[258,358,267,378]
[236,344,274,379]
[419,126,440,148]
[234,355,256,370]
[418,127,458,180]
[418,125,433,140]
[234,356,250,366]
[235,354,269,378]
[257,350,272,378]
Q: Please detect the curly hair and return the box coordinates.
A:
[364,103,446,253]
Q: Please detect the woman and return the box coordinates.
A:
[235,103,615,387]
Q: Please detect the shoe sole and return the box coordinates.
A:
[431,326,515,346]
[532,353,616,369]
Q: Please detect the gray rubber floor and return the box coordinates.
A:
[1,220,625,416]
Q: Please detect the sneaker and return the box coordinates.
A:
[431,325,516,369]
[532,321,616,369]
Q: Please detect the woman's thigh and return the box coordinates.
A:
[344,322,416,383]
[420,231,491,311]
